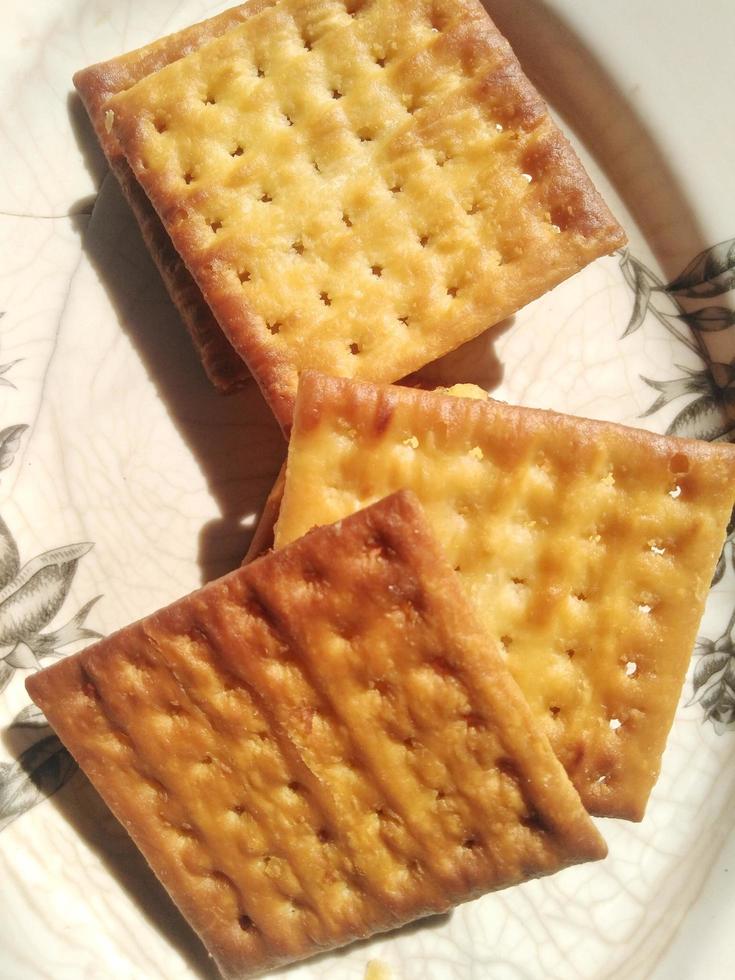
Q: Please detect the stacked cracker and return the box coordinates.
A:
[76,0,624,426]
[30,0,735,978]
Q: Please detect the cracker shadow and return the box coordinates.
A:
[408,316,513,392]
[67,95,285,586]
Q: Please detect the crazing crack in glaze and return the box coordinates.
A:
[5,180,106,498]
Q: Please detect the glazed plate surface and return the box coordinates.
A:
[1,2,734,978]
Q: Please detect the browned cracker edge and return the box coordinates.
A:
[72,2,278,393]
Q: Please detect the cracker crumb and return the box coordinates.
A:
[365,961,393,980]
[469,446,484,461]
[442,383,489,401]
[104,109,115,133]
[402,435,419,449]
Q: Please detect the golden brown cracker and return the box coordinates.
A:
[107,0,625,428]
[275,372,735,819]
[28,492,604,979]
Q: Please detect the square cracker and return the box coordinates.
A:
[27,492,605,979]
[73,3,279,392]
[106,0,625,429]
[274,372,735,820]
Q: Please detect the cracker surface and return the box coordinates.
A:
[275,373,735,819]
[27,493,604,979]
[108,0,625,428]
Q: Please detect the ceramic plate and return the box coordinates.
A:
[1,1,734,977]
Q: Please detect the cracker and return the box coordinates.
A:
[73,3,278,392]
[106,0,625,429]
[27,492,605,979]
[243,460,287,562]
[242,383,485,563]
[274,372,735,820]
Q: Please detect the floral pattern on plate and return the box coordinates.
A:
[0,351,100,831]
[620,240,735,731]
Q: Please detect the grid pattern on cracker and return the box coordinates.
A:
[241,385,487,564]
[107,0,625,427]
[73,3,279,392]
[274,373,735,820]
[27,493,604,979]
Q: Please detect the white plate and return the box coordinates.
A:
[1,1,734,978]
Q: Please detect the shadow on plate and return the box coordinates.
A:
[67,97,285,584]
